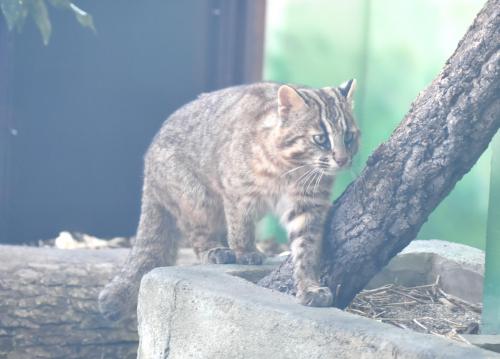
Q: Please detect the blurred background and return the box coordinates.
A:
[262,0,489,250]
[0,0,490,249]
[261,0,491,248]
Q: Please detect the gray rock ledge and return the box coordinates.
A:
[368,239,485,303]
[137,260,496,358]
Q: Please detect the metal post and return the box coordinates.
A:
[481,132,500,334]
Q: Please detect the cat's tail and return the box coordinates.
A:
[98,199,179,321]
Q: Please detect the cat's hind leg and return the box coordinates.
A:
[98,194,180,321]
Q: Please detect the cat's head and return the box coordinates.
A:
[275,80,360,174]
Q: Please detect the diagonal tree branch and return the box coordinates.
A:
[259,0,500,308]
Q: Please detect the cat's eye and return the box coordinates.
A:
[313,134,329,149]
[344,132,354,146]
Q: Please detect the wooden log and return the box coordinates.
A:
[0,244,198,358]
[0,245,137,359]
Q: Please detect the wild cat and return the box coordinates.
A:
[99,80,360,320]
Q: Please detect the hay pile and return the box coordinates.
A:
[347,276,481,343]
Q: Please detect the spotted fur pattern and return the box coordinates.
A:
[99,81,360,320]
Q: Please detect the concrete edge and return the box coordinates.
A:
[368,240,484,303]
[137,264,498,359]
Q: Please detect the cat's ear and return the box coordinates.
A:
[278,85,306,117]
[338,79,357,103]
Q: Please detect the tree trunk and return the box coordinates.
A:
[0,245,138,359]
[259,0,500,308]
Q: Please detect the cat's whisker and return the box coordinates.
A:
[301,168,317,186]
[306,171,319,195]
[295,167,314,186]
[296,169,313,193]
[313,170,324,197]
[299,175,316,196]
[295,171,313,197]
[303,169,319,195]
[280,164,309,178]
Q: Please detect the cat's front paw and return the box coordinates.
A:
[297,286,333,307]
[201,247,236,264]
[236,251,265,265]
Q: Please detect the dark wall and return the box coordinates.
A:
[0,0,265,244]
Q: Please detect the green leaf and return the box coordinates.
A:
[0,0,27,31]
[2,0,94,44]
[30,0,51,45]
[47,0,95,32]
[68,2,95,32]
[14,4,28,32]
[46,0,67,6]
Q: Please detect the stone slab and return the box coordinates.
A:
[137,264,497,359]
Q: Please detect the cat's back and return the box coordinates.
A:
[157,82,280,140]
[145,82,280,176]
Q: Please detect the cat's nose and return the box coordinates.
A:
[334,156,348,166]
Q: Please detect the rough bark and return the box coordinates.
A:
[0,245,138,359]
[0,245,199,358]
[259,0,500,308]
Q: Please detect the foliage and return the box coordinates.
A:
[0,0,95,45]
[263,0,488,249]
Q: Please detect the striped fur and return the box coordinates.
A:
[99,81,360,320]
